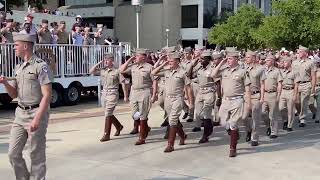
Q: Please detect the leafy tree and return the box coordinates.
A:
[208,4,264,50]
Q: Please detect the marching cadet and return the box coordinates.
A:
[292,45,316,127]
[243,50,266,146]
[309,58,320,124]
[262,54,283,139]
[89,53,126,142]
[152,52,192,153]
[211,50,251,158]
[193,50,216,143]
[180,47,195,122]
[37,19,52,44]
[120,48,157,145]
[279,57,299,132]
[0,33,53,180]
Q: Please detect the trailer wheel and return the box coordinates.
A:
[0,94,13,105]
[51,86,62,108]
[63,85,81,105]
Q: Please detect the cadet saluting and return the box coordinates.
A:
[0,32,53,180]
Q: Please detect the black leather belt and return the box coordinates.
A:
[299,81,310,84]
[283,87,294,90]
[251,91,260,95]
[18,104,40,110]
[265,90,276,93]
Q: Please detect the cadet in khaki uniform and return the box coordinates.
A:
[89,53,126,142]
[0,33,53,180]
[242,51,266,146]
[152,52,192,153]
[37,19,52,44]
[309,59,320,123]
[292,45,316,127]
[193,50,216,143]
[120,48,157,145]
[262,54,283,139]
[211,50,251,157]
[279,57,299,132]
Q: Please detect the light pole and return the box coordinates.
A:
[166,28,170,47]
[132,0,144,48]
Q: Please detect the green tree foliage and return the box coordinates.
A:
[208,4,264,50]
[7,0,25,7]
[254,0,320,50]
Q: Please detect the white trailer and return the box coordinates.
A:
[0,43,131,107]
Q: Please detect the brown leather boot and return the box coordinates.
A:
[163,126,169,139]
[135,120,147,145]
[229,129,238,157]
[112,115,123,136]
[199,119,213,144]
[164,126,177,153]
[177,122,187,145]
[144,119,151,138]
[130,120,140,134]
[100,116,112,142]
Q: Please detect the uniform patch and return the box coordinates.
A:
[42,65,48,73]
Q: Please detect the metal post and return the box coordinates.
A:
[136,8,140,48]
[97,78,101,106]
[165,29,170,47]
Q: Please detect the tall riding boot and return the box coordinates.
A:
[199,119,213,144]
[135,120,147,145]
[164,126,177,153]
[100,116,113,142]
[177,122,187,145]
[130,120,140,134]
[144,119,151,138]
[229,129,238,157]
[111,115,123,136]
[164,126,169,139]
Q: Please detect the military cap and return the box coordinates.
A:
[135,48,148,55]
[6,19,13,23]
[103,53,114,60]
[246,50,256,56]
[168,52,180,59]
[201,50,212,57]
[266,54,276,60]
[13,32,37,43]
[226,51,240,57]
[166,46,177,53]
[60,21,66,24]
[298,45,309,51]
[212,53,223,59]
[184,47,192,53]
[42,19,49,24]
[281,56,292,62]
[225,47,237,53]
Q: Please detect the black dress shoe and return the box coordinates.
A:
[295,112,299,116]
[312,114,316,119]
[192,127,201,132]
[251,141,259,146]
[201,122,204,127]
[286,128,293,132]
[246,132,252,142]
[198,137,209,144]
[315,120,320,123]
[227,129,231,135]
[186,119,194,122]
[182,113,188,119]
[283,121,288,130]
[160,120,169,127]
[270,135,278,139]
[299,123,306,127]
[266,128,271,136]
[212,122,220,126]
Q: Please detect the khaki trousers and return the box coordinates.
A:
[279,89,295,128]
[243,93,262,141]
[262,92,280,136]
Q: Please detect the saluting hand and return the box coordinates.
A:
[0,76,8,84]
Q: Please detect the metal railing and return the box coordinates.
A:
[0,43,131,78]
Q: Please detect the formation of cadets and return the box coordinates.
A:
[91,44,320,158]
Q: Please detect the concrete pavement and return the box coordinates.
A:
[1,103,320,180]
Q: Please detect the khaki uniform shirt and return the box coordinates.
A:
[38,29,53,44]
[100,68,121,90]
[264,67,283,91]
[292,58,316,82]
[197,65,215,89]
[281,69,298,88]
[57,30,69,44]
[316,67,320,86]
[11,55,54,106]
[246,64,266,92]
[217,65,251,97]
[164,67,191,97]
[123,63,154,90]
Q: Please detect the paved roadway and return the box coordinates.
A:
[1,99,320,180]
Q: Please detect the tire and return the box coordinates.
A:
[63,85,81,106]
[51,86,62,108]
[0,94,13,106]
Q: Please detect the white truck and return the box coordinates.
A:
[0,43,131,107]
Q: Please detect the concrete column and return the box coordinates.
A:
[234,0,238,12]
[218,0,222,16]
[198,38,203,46]
[198,0,204,29]
[261,0,265,13]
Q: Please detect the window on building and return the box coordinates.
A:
[203,0,218,28]
[82,17,114,29]
[181,5,198,28]
[252,0,261,8]
[221,0,234,13]
[237,0,248,8]
[106,0,113,4]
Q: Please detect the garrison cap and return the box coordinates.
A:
[246,50,256,56]
[226,51,240,57]
[168,52,180,59]
[212,53,223,59]
[13,32,37,43]
[135,48,148,55]
[166,46,177,53]
[201,50,212,57]
[103,53,114,60]
[281,56,292,62]
[298,45,309,51]
[42,19,49,24]
[225,47,237,53]
[184,47,192,53]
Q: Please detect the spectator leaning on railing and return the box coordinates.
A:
[57,21,69,44]
[72,24,84,45]
[50,22,58,45]
[0,19,15,43]
[37,19,52,44]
